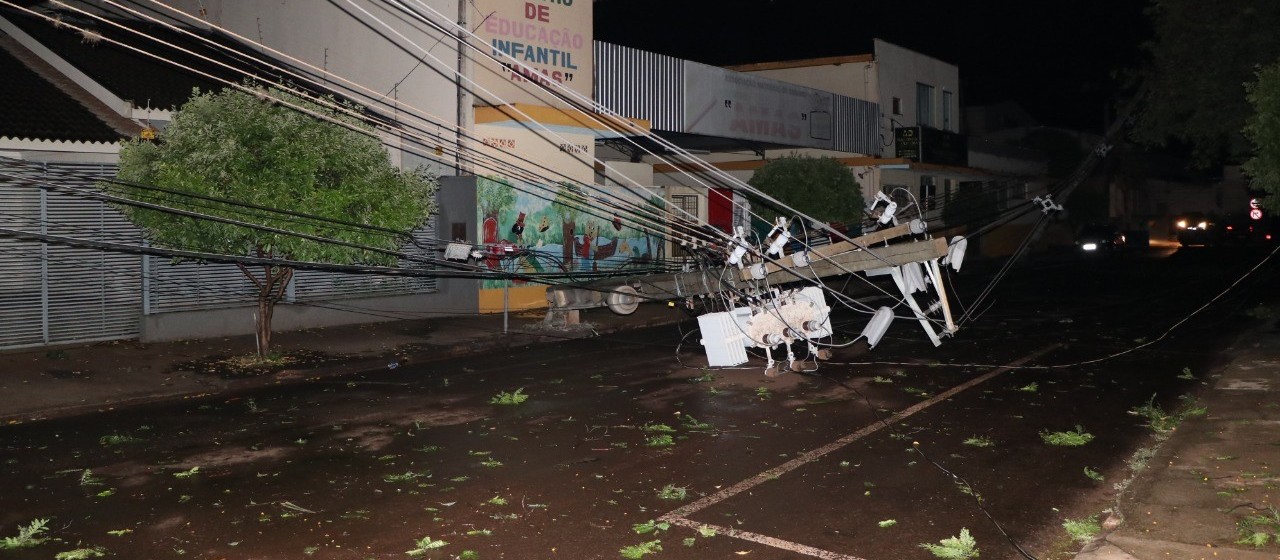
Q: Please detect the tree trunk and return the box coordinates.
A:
[256,292,273,357]
[238,260,294,358]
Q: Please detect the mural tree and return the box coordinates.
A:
[477,176,517,247]
[552,182,588,269]
[116,86,438,357]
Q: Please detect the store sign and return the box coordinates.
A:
[894,127,920,160]
[684,63,835,149]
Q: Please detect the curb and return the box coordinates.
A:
[1,312,689,425]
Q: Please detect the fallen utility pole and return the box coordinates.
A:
[545,222,945,316]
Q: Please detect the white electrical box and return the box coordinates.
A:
[698,310,750,367]
[444,242,472,261]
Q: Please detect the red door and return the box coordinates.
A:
[708,188,734,234]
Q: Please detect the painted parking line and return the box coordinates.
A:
[660,343,1060,559]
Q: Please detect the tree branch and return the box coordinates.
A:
[236,262,265,291]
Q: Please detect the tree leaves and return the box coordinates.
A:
[1245,61,1280,213]
[115,84,439,265]
[746,155,864,226]
[1133,0,1280,166]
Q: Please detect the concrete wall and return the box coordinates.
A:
[165,0,462,177]
[736,61,877,103]
[434,175,481,310]
[140,291,470,342]
[736,40,960,158]
[0,141,119,164]
[874,39,959,132]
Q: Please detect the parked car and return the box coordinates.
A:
[1076,224,1126,252]
[1219,215,1278,245]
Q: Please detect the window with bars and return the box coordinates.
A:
[671,194,698,219]
[670,194,699,258]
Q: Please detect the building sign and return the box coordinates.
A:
[684,62,835,149]
[473,0,593,105]
[894,127,920,160]
[895,126,968,167]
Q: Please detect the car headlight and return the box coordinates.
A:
[1198,221,1208,230]
[1082,243,1098,251]
[1176,220,1187,229]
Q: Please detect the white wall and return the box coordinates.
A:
[734,40,961,159]
[732,61,877,103]
[597,161,653,191]
[164,0,463,176]
[874,39,959,132]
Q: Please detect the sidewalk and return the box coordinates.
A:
[1076,319,1280,559]
[0,303,688,424]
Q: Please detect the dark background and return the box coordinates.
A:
[594,0,1150,133]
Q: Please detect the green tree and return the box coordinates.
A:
[1132,0,1280,166]
[747,155,864,227]
[116,86,438,356]
[1244,60,1280,213]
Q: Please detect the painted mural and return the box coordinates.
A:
[476,176,664,289]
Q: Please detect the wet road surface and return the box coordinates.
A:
[1,244,1276,559]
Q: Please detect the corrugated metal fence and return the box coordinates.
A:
[0,161,438,350]
[594,42,686,132]
[0,162,141,348]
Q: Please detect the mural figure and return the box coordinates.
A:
[476,176,659,288]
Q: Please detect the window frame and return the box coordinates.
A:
[916,83,935,128]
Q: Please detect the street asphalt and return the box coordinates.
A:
[1,296,1278,558]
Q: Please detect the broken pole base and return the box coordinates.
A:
[542,309,581,329]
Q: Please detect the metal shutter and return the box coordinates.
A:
[0,166,45,348]
[0,161,142,349]
[291,222,438,302]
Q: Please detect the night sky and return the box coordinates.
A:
[594,0,1150,133]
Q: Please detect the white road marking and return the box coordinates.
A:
[665,518,868,560]
[660,344,1060,559]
